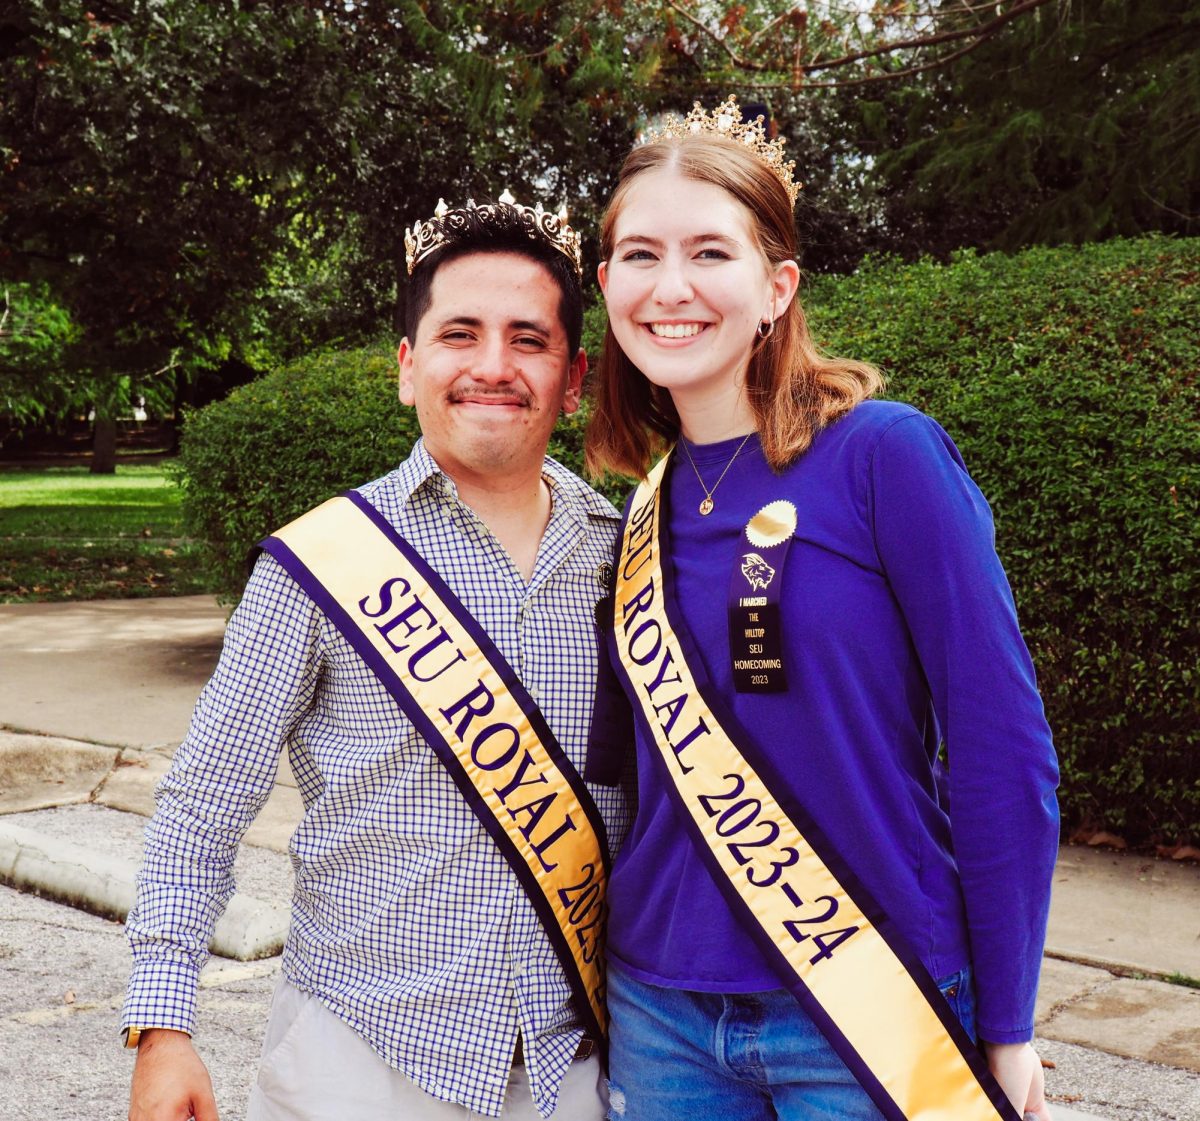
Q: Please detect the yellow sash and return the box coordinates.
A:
[262,492,609,1040]
[610,455,1018,1121]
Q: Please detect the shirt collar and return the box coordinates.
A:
[542,453,622,525]
[393,437,454,506]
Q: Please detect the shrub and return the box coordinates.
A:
[177,238,1198,844]
[549,299,631,507]
[173,347,420,599]
[804,236,1199,845]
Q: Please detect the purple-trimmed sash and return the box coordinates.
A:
[261,490,610,1044]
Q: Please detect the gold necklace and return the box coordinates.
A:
[680,433,753,516]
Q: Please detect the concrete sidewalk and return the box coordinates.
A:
[1,595,1198,1121]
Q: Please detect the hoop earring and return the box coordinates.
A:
[757,319,775,339]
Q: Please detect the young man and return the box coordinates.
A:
[123,197,630,1121]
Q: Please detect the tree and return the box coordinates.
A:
[609,2,1195,267]
[857,0,1200,255]
[0,2,387,469]
[8,0,1182,432]
[565,2,1079,272]
[648,0,1063,92]
[0,2,643,465]
[290,1,640,336]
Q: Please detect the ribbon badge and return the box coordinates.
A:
[728,499,797,694]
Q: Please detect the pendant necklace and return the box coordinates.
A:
[680,432,753,516]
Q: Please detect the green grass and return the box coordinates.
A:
[1164,972,1200,990]
[0,465,216,602]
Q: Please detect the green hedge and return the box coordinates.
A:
[173,349,421,598]
[176,236,1198,844]
[804,236,1199,845]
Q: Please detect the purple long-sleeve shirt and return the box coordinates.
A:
[605,400,1059,1043]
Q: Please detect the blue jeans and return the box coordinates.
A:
[605,961,977,1121]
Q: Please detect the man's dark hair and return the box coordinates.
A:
[404,202,584,354]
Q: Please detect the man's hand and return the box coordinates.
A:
[986,1041,1051,1121]
[129,1028,219,1121]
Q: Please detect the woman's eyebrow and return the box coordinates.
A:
[614,233,741,250]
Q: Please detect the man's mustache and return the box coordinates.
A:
[448,387,532,407]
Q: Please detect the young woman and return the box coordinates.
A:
[586,99,1059,1121]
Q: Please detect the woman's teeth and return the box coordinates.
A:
[649,323,703,339]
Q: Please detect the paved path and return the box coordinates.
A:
[1,596,1198,1120]
[0,596,224,748]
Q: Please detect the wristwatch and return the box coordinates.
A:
[122,1025,145,1049]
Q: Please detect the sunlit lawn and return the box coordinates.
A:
[0,465,216,602]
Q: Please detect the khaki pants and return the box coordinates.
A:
[247,980,606,1121]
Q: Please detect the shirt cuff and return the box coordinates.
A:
[977,1022,1035,1045]
[122,956,202,1037]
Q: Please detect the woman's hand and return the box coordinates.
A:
[985,1041,1051,1120]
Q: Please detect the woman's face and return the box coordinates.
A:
[599,167,789,412]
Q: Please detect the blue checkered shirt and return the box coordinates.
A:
[123,440,631,1118]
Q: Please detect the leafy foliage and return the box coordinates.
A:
[173,347,420,599]
[318,1,640,333]
[0,284,81,425]
[0,1,376,466]
[4,0,1192,412]
[177,236,1196,840]
[804,236,1200,844]
[0,1,643,452]
[644,1,1064,92]
[611,2,1197,270]
[859,0,1200,256]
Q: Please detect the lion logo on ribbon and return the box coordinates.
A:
[741,552,775,591]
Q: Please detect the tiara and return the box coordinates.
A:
[640,95,801,206]
[404,191,583,277]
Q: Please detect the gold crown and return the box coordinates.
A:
[404,191,583,277]
[640,95,801,206]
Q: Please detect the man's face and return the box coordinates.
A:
[399,251,585,482]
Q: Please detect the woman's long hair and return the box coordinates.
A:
[585,135,884,479]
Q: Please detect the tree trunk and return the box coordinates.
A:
[91,412,118,474]
[167,364,189,454]
[90,375,127,474]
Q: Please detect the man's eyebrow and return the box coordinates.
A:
[431,315,552,336]
[509,318,552,337]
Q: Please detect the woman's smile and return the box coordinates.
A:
[645,321,709,340]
